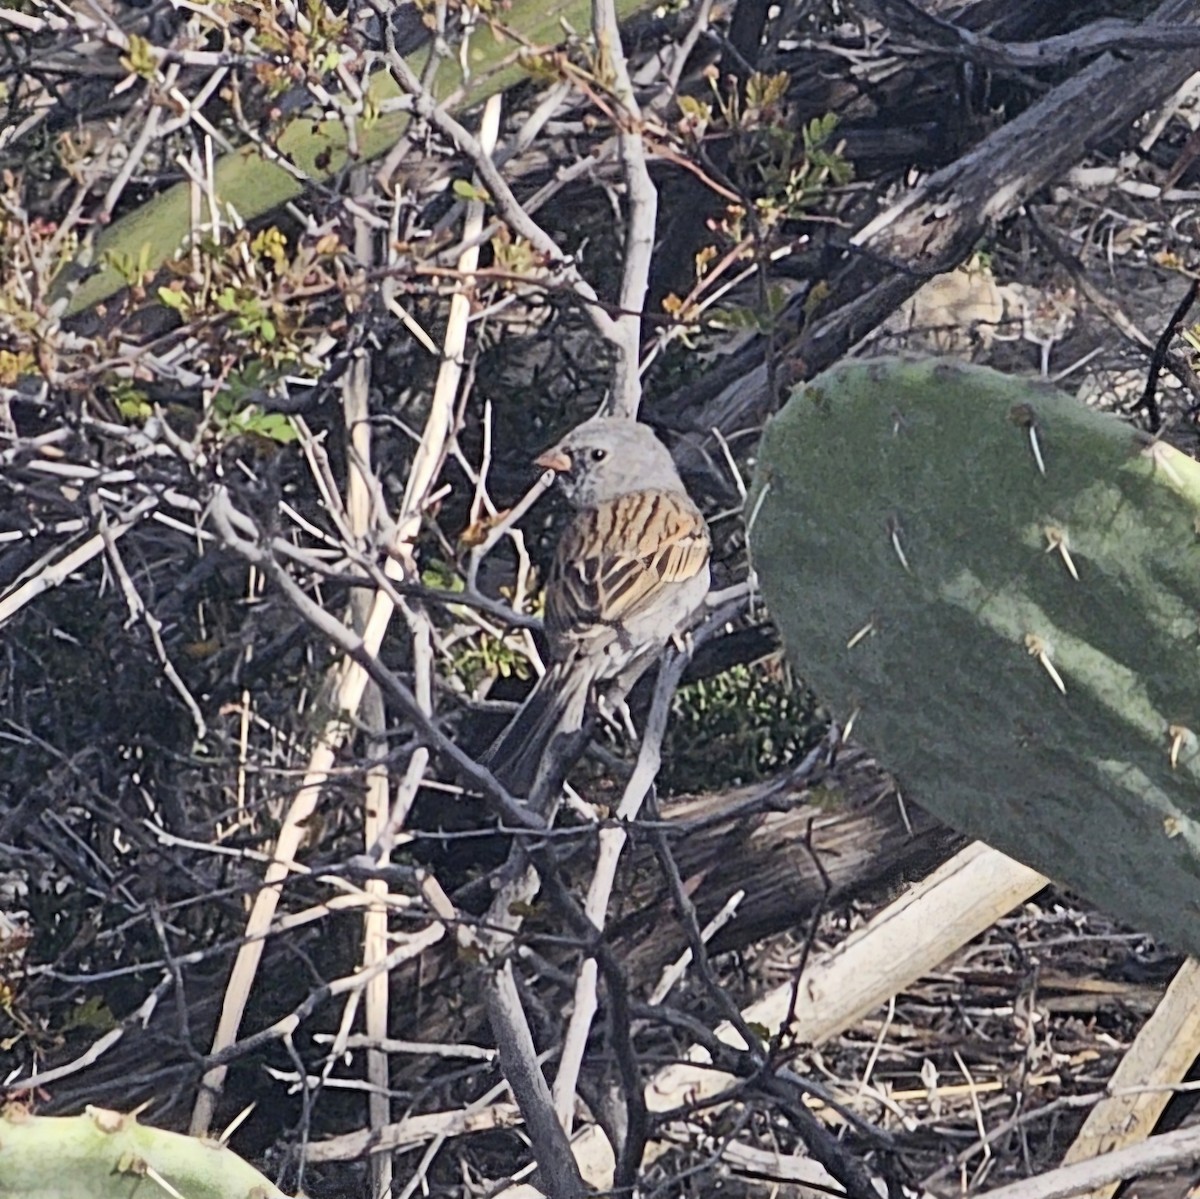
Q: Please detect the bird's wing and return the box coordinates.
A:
[546,490,710,644]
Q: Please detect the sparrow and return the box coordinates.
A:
[481,417,711,795]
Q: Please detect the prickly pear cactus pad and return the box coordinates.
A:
[0,1105,291,1199]
[749,357,1200,953]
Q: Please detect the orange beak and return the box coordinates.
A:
[535,448,572,473]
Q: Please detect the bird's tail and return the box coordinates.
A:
[479,661,592,796]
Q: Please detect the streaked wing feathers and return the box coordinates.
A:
[546,490,710,642]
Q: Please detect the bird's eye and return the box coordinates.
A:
[590,448,608,462]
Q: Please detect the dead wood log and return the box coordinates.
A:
[613,747,964,981]
[650,0,1090,314]
[377,746,964,1056]
[655,0,1200,445]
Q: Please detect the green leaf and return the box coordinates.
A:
[452,178,489,203]
[156,286,187,312]
[117,395,153,422]
[253,412,298,444]
[62,996,118,1033]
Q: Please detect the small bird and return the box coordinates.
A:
[481,417,711,795]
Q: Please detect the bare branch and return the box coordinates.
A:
[592,0,658,417]
[377,13,623,345]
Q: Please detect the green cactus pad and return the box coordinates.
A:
[750,357,1200,952]
[0,1105,290,1199]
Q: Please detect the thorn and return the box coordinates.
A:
[218,1103,255,1145]
[887,517,911,573]
[843,706,860,741]
[1028,425,1046,475]
[1024,633,1065,694]
[1168,723,1193,769]
[1144,440,1185,487]
[143,1166,186,1199]
[745,478,771,537]
[1043,526,1079,581]
[1010,404,1046,475]
[846,619,876,649]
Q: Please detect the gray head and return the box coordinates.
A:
[535,417,683,507]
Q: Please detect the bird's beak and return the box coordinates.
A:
[535,448,572,473]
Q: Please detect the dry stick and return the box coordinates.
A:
[592,0,658,417]
[188,94,504,1140]
[646,0,716,114]
[330,1033,493,1062]
[215,924,448,1067]
[340,198,395,1199]
[429,79,573,248]
[926,1082,1200,1192]
[649,889,745,1006]
[1023,209,1200,411]
[489,960,587,1199]
[551,650,691,1129]
[464,469,555,597]
[840,0,1200,320]
[1134,278,1200,431]
[469,662,727,1189]
[507,598,752,1181]
[868,0,1200,72]
[394,1121,450,1199]
[378,111,441,355]
[1059,956,1200,1199]
[475,614,751,1192]
[5,974,175,1094]
[98,65,176,223]
[0,495,158,628]
[354,454,396,1184]
[476,849,591,1199]
[701,1136,870,1190]
[0,5,240,68]
[402,95,569,1198]
[8,922,446,1106]
[307,1102,523,1163]
[390,870,475,1199]
[980,1125,1200,1199]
